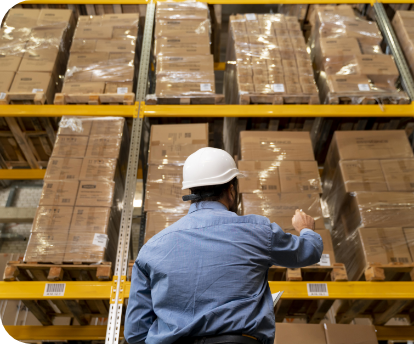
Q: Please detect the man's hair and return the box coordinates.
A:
[189,177,238,204]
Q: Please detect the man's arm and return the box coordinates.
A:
[124,260,156,344]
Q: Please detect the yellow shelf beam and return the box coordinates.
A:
[0,104,136,118]
[20,0,414,4]
[0,169,45,180]
[142,103,414,118]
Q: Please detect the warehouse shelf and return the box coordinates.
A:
[0,170,46,180]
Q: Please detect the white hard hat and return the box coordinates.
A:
[182,147,243,190]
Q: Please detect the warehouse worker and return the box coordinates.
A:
[125,147,323,344]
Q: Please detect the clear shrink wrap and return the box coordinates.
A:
[392,11,414,80]
[144,183,189,214]
[225,13,319,105]
[310,5,409,104]
[0,9,75,103]
[60,13,139,100]
[24,231,69,263]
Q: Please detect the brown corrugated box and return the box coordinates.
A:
[279,161,321,193]
[113,26,138,39]
[39,181,79,207]
[326,75,372,93]
[52,135,89,158]
[76,181,115,207]
[61,82,105,95]
[145,212,185,243]
[24,231,68,263]
[240,131,315,161]
[37,8,73,27]
[381,158,414,191]
[32,206,73,232]
[4,9,41,28]
[238,160,281,193]
[156,2,208,20]
[85,137,122,159]
[45,157,83,181]
[9,72,52,94]
[57,117,93,136]
[70,39,98,53]
[154,19,210,38]
[274,323,326,344]
[70,207,112,233]
[404,227,414,261]
[324,324,378,344]
[319,37,361,58]
[147,164,183,184]
[95,39,136,54]
[102,13,139,27]
[90,118,125,137]
[157,55,214,75]
[0,72,15,92]
[105,82,134,94]
[352,54,399,84]
[67,52,108,68]
[155,80,215,97]
[74,26,113,39]
[0,55,22,72]
[144,183,190,213]
[155,36,211,56]
[79,158,118,182]
[148,123,209,165]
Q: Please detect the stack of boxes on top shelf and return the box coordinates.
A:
[0,8,75,104]
[238,131,335,267]
[226,13,319,105]
[311,5,409,104]
[24,117,128,265]
[153,1,216,101]
[143,123,209,243]
[55,13,139,104]
[393,11,414,80]
[322,130,414,280]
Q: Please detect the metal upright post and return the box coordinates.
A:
[105,3,155,344]
[374,2,414,100]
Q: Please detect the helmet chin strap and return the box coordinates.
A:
[182,192,216,202]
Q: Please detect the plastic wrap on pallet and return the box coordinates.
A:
[392,11,414,81]
[225,13,319,105]
[310,5,409,104]
[144,183,190,214]
[0,9,75,99]
[24,231,69,263]
[147,164,184,184]
[156,1,209,20]
[58,13,139,102]
[145,212,186,243]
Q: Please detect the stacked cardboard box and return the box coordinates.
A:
[393,11,414,80]
[58,13,138,101]
[311,5,408,104]
[321,130,414,279]
[226,13,319,104]
[24,117,128,264]
[239,131,335,267]
[154,2,215,98]
[0,9,75,103]
[143,124,209,243]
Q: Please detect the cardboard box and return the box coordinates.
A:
[0,55,22,72]
[112,26,138,39]
[74,26,113,40]
[157,55,214,75]
[37,9,73,27]
[326,75,372,93]
[147,164,183,184]
[381,158,414,191]
[76,181,115,207]
[102,13,139,27]
[52,136,89,158]
[239,131,315,161]
[95,39,136,54]
[155,80,215,97]
[275,323,326,344]
[77,15,103,27]
[61,82,105,95]
[67,52,108,68]
[79,158,118,182]
[9,72,52,94]
[403,227,414,261]
[28,27,66,43]
[105,82,134,94]
[156,1,208,20]
[70,39,97,53]
[70,207,112,233]
[19,48,59,73]
[24,231,68,263]
[144,183,190,213]
[148,123,209,165]
[238,160,281,193]
[279,161,321,193]
[324,324,377,344]
[154,19,210,38]
[155,36,211,56]
[32,206,73,232]
[90,118,125,137]
[85,137,122,159]
[44,157,83,181]
[353,55,399,84]
[145,212,185,243]
[0,72,15,92]
[4,9,41,28]
[91,65,134,82]
[39,181,79,206]
[57,117,93,136]
[319,37,361,57]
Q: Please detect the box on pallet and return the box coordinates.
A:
[393,11,414,81]
[145,212,186,243]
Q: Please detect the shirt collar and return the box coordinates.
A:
[188,201,228,214]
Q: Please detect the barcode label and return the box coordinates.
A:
[307,283,328,296]
[92,233,108,248]
[117,87,128,94]
[200,83,212,92]
[390,257,409,263]
[319,254,331,266]
[245,13,257,20]
[273,84,285,92]
[61,198,71,203]
[185,133,191,138]
[67,175,75,179]
[47,184,53,189]
[358,84,370,91]
[44,283,65,297]
[0,93,6,100]
[32,88,43,93]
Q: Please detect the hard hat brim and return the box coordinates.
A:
[182,171,244,190]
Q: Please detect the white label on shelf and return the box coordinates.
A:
[307,283,329,296]
[200,83,212,92]
[0,93,6,100]
[44,283,66,297]
[32,88,43,93]
[273,84,285,93]
[358,84,370,91]
[245,13,257,21]
[93,233,109,248]
[117,87,128,94]
[319,254,331,266]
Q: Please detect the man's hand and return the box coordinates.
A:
[292,209,315,233]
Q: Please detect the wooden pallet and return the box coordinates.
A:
[360,263,414,282]
[3,261,112,326]
[0,92,48,105]
[146,94,225,105]
[239,93,320,105]
[326,92,410,105]
[54,92,135,105]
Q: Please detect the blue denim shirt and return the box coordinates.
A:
[125,201,323,344]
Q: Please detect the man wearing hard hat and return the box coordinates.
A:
[125,148,323,344]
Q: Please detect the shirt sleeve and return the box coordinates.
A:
[124,260,156,344]
[268,223,324,268]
